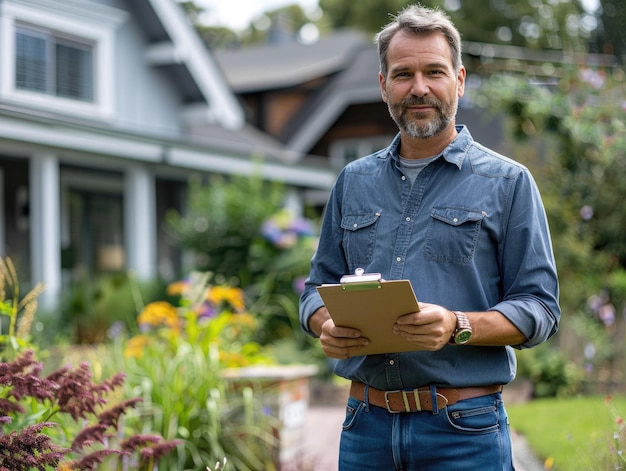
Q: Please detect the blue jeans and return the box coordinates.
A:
[339,389,514,470]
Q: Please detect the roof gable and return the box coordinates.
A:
[137,0,244,129]
[216,30,371,93]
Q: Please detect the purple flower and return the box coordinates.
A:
[196,300,217,319]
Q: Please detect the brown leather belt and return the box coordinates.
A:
[350,381,503,413]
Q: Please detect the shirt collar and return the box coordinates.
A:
[383,125,473,170]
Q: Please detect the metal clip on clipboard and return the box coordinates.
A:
[339,268,382,291]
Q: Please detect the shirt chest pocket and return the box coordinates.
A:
[424,207,485,264]
[341,212,381,271]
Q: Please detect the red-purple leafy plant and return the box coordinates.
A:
[0,257,182,470]
[0,349,182,470]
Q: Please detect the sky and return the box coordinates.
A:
[196,0,320,31]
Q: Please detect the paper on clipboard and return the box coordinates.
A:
[316,270,420,356]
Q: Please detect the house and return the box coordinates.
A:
[215,30,511,182]
[0,0,337,307]
[215,28,619,194]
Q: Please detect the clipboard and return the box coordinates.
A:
[316,269,420,356]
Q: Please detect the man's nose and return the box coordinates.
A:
[410,74,429,97]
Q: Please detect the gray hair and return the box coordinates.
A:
[375,4,463,77]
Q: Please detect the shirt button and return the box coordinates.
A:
[453,218,458,223]
[353,223,358,228]
[405,217,411,222]
[401,176,406,181]
[389,360,395,365]
[396,257,401,262]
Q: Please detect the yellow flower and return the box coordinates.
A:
[137,301,180,331]
[227,312,257,329]
[544,456,554,470]
[206,286,245,312]
[124,334,150,358]
[166,280,189,296]
[219,351,248,368]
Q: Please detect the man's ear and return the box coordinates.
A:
[379,73,388,103]
[457,66,466,99]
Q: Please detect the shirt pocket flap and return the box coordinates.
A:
[341,212,381,232]
[431,208,484,227]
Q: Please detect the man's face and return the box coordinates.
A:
[379,30,466,140]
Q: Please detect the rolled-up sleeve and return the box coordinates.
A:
[492,169,560,348]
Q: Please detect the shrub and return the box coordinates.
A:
[516,344,584,398]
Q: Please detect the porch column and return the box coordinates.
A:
[124,166,156,280]
[30,153,61,309]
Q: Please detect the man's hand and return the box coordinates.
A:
[309,307,370,359]
[392,302,457,351]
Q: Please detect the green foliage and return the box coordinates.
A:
[112,272,280,470]
[507,395,626,470]
[58,273,165,344]
[473,69,626,271]
[116,339,277,470]
[319,0,411,34]
[595,0,626,62]
[515,346,584,398]
[181,1,323,48]
[0,257,181,470]
[166,173,284,283]
[473,64,626,390]
[167,173,324,371]
[0,257,45,359]
[318,0,588,50]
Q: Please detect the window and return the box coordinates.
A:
[0,0,127,118]
[16,25,94,102]
[329,137,395,170]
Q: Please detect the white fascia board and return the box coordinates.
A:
[288,85,381,154]
[0,116,162,161]
[147,0,244,129]
[167,147,336,190]
[145,41,181,66]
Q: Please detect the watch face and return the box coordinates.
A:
[455,329,472,344]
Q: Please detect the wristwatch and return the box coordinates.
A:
[451,311,472,345]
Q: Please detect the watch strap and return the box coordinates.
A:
[450,310,472,345]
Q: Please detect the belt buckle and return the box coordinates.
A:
[384,389,422,413]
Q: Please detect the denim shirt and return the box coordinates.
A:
[299,126,560,390]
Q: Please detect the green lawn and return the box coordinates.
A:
[507,395,626,470]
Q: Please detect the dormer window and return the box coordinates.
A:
[16,25,94,102]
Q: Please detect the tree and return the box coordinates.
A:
[179,1,321,48]
[318,0,589,50]
[594,0,626,62]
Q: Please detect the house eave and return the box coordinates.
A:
[0,105,336,190]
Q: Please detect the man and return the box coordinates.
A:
[299,4,560,470]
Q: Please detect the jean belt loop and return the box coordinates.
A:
[429,384,440,415]
[364,384,371,411]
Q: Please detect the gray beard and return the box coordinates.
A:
[388,99,458,139]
